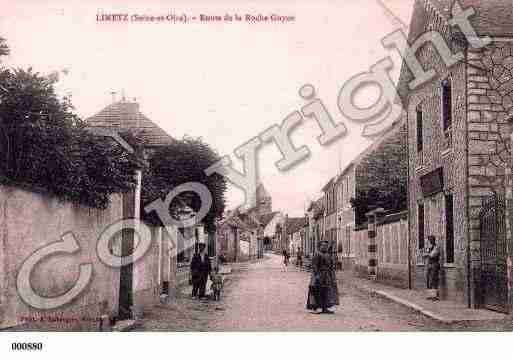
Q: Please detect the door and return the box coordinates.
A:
[480,194,508,313]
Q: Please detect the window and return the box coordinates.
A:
[346,226,351,256]
[416,105,423,152]
[445,193,454,263]
[345,178,350,204]
[418,203,425,249]
[441,78,452,131]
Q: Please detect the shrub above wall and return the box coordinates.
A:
[0,67,141,208]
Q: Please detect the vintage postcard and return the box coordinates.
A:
[1,0,512,357]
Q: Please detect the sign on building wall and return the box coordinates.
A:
[420,168,444,197]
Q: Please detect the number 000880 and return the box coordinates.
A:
[11,342,43,351]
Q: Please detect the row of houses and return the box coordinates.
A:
[284,0,513,315]
[215,181,316,264]
[282,122,407,270]
[215,182,305,262]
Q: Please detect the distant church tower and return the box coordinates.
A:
[255,183,272,216]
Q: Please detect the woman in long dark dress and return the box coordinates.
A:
[306,240,339,314]
[423,235,440,300]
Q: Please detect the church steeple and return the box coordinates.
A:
[256,183,272,216]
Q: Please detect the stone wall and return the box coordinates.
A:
[133,225,179,311]
[465,42,513,309]
[353,213,409,288]
[0,184,172,330]
[0,185,123,330]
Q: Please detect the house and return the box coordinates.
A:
[243,182,286,255]
[403,0,513,311]
[335,168,356,267]
[216,209,262,262]
[216,213,240,262]
[237,211,261,260]
[86,97,174,150]
[314,121,407,269]
[345,123,408,265]
[260,211,284,251]
[321,177,338,253]
[86,97,197,302]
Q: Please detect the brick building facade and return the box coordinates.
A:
[404,0,513,311]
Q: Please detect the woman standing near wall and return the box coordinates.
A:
[423,235,440,300]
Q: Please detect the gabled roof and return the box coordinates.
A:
[286,217,307,235]
[86,100,174,148]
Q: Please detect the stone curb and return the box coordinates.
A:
[352,283,455,324]
[372,290,454,324]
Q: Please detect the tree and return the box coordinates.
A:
[0,37,9,59]
[0,53,139,208]
[351,182,407,226]
[141,136,227,232]
[350,125,408,225]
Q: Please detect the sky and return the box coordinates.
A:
[0,0,414,217]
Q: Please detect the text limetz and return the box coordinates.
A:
[96,13,188,23]
[96,14,129,22]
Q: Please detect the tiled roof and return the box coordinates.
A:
[86,100,174,148]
